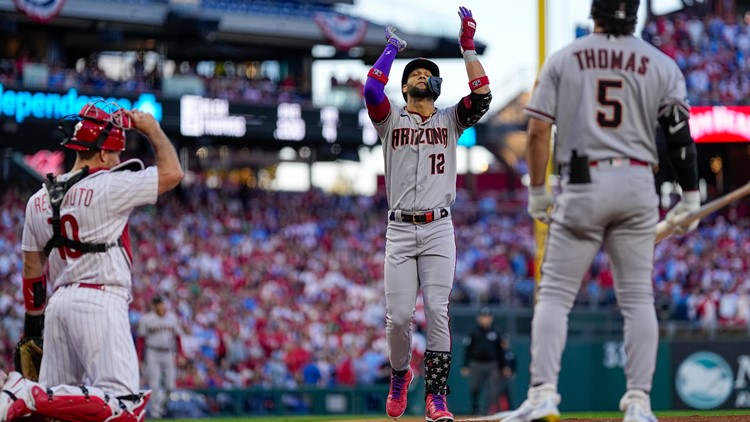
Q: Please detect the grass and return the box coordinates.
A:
[167,409,750,422]
[567,409,750,417]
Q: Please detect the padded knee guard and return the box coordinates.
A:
[31,385,150,422]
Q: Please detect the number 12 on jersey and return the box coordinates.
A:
[429,153,445,174]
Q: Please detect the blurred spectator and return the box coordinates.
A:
[2,176,750,393]
[643,11,750,105]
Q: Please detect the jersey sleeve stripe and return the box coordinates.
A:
[524,107,555,123]
[658,101,689,117]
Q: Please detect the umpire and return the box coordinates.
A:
[461,307,505,415]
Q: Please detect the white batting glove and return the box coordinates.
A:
[527,185,554,224]
[665,190,701,234]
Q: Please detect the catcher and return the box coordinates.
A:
[0,99,183,422]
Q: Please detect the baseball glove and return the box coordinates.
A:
[14,337,43,381]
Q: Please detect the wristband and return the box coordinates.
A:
[468,76,490,91]
[23,275,47,312]
[462,50,479,62]
[368,68,389,84]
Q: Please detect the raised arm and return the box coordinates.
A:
[124,109,184,195]
[455,6,492,127]
[364,25,407,122]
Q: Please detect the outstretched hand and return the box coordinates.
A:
[458,6,477,54]
[385,25,407,52]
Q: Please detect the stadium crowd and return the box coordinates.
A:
[0,4,748,394]
[1,181,750,390]
[642,10,750,105]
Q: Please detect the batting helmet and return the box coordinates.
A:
[591,0,639,22]
[59,100,131,152]
[401,58,441,101]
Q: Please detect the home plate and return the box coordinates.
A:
[455,411,513,422]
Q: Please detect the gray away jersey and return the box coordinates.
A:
[373,101,466,211]
[138,311,184,351]
[525,33,688,165]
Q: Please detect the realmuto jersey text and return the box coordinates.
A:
[525,33,688,165]
[373,101,467,211]
[21,164,159,290]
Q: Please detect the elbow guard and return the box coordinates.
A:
[459,91,492,126]
[23,275,47,312]
[659,105,698,191]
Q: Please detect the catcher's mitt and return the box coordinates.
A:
[14,337,43,381]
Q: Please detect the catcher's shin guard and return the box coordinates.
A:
[0,372,35,422]
[32,385,150,422]
[0,373,149,422]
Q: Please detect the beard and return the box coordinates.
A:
[408,84,432,99]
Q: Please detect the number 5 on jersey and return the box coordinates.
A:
[597,78,623,128]
[430,153,445,174]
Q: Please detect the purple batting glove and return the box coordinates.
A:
[458,6,476,54]
[385,25,407,52]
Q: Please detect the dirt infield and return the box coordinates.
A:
[340,417,750,422]
[552,418,750,422]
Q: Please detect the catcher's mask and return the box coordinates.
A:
[59,100,132,152]
[401,57,442,101]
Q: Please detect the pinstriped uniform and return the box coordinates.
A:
[371,101,467,370]
[21,162,158,396]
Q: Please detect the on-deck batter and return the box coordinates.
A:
[1,100,183,422]
[503,1,700,422]
[364,6,491,422]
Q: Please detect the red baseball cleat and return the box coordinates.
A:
[385,368,414,419]
[425,393,453,422]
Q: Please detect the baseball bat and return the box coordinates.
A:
[655,181,750,243]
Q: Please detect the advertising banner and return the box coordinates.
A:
[690,106,750,143]
[672,340,750,410]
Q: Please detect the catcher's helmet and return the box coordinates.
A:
[59,100,131,152]
[401,58,441,101]
[591,0,640,22]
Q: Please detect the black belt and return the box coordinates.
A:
[389,208,449,224]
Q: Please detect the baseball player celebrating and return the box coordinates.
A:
[137,295,185,419]
[364,6,491,422]
[0,100,183,422]
[503,1,699,422]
